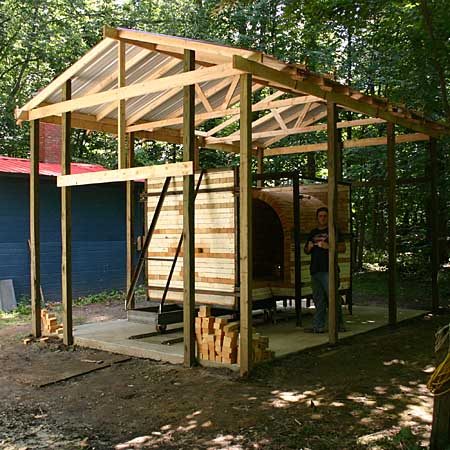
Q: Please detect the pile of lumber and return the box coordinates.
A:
[195,305,275,364]
[41,309,63,335]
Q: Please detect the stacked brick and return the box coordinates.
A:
[195,306,239,363]
[41,309,63,335]
[195,305,275,365]
[251,334,275,363]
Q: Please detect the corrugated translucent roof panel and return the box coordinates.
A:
[16,27,450,142]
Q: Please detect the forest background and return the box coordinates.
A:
[0,0,449,289]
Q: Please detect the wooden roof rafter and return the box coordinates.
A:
[204,90,285,138]
[205,101,327,146]
[95,57,182,121]
[232,56,450,137]
[17,63,244,122]
[15,26,449,157]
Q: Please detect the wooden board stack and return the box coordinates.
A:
[41,309,63,335]
[195,305,239,364]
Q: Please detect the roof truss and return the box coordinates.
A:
[15,26,449,157]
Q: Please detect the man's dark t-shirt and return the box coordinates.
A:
[304,227,342,274]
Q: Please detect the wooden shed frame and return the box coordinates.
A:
[16,26,449,377]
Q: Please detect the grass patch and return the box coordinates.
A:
[0,286,147,329]
[74,289,124,306]
[0,298,32,329]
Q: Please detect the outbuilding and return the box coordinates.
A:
[0,123,143,300]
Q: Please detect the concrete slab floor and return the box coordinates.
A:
[73,305,427,367]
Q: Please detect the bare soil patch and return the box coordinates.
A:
[1,299,449,449]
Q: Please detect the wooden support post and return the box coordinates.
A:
[61,80,73,345]
[118,40,127,169]
[183,49,196,367]
[240,73,253,376]
[256,147,264,188]
[30,119,41,337]
[126,132,135,310]
[429,138,440,313]
[327,101,339,345]
[387,122,397,325]
[337,130,343,182]
[293,174,302,327]
[194,140,200,171]
[144,180,149,301]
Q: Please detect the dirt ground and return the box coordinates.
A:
[1,301,449,450]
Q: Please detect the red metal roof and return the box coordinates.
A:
[0,155,106,177]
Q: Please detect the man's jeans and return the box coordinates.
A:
[311,272,344,331]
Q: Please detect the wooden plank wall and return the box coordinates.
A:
[146,169,236,307]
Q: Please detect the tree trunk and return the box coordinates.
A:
[419,0,450,123]
[306,153,316,179]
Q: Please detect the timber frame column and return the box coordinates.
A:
[239,72,253,376]
[30,119,41,337]
[387,122,397,325]
[183,49,196,367]
[126,133,135,310]
[429,137,439,313]
[62,80,73,345]
[327,101,339,345]
[118,40,127,169]
[256,147,264,188]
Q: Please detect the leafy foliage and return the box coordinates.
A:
[0,0,448,271]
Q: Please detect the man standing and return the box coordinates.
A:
[303,207,346,333]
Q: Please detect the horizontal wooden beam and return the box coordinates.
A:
[232,56,448,137]
[128,107,238,132]
[17,38,114,115]
[207,117,386,144]
[206,90,284,137]
[22,64,243,122]
[100,60,181,125]
[126,92,321,133]
[264,133,430,156]
[40,113,183,144]
[57,162,193,187]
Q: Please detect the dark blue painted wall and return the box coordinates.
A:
[0,174,143,300]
